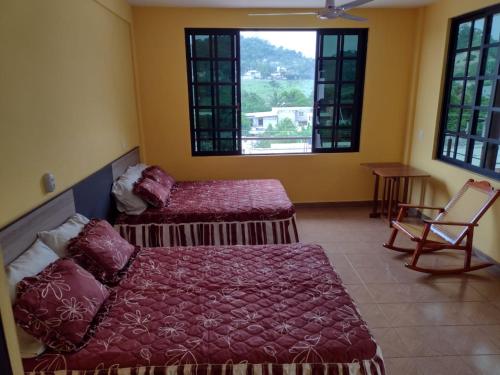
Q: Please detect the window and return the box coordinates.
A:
[438,4,500,179]
[185,28,368,156]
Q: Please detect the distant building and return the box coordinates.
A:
[245,107,313,134]
[242,70,262,80]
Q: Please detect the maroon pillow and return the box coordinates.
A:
[13,258,109,352]
[142,166,175,190]
[133,177,170,208]
[67,220,136,283]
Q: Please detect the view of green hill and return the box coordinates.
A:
[240,36,315,80]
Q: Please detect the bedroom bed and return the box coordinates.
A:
[115,178,299,247]
[21,243,385,375]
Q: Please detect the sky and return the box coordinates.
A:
[241,31,317,58]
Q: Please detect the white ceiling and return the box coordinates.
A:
[128,0,436,8]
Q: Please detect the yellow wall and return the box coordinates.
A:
[0,0,140,228]
[408,0,500,261]
[132,7,420,204]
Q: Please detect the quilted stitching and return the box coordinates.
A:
[116,179,295,224]
[23,244,378,372]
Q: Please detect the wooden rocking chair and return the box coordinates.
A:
[383,179,499,274]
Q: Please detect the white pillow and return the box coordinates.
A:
[37,213,89,257]
[112,163,149,215]
[5,239,59,358]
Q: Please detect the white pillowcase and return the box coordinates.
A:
[112,163,149,215]
[6,239,59,358]
[37,213,89,257]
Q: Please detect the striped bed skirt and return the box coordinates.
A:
[24,354,386,375]
[115,215,299,247]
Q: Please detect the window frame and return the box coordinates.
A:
[437,4,500,180]
[185,28,368,157]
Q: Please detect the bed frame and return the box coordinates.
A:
[0,147,140,265]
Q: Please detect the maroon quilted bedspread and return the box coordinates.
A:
[115,179,295,224]
[23,244,383,374]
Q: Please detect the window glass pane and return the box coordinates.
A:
[450,80,464,105]
[447,108,460,131]
[314,129,333,149]
[218,85,233,106]
[217,35,232,58]
[453,52,468,77]
[318,59,336,81]
[340,83,355,104]
[197,109,213,129]
[470,140,484,167]
[197,85,212,106]
[475,110,488,136]
[457,21,472,49]
[464,80,476,105]
[442,135,456,158]
[342,60,357,81]
[318,106,334,127]
[218,109,234,129]
[317,84,336,104]
[336,129,352,148]
[195,35,210,57]
[218,139,235,152]
[217,61,233,82]
[490,14,500,43]
[338,106,353,128]
[490,111,500,139]
[322,35,338,57]
[456,137,467,161]
[485,47,498,75]
[343,35,358,57]
[485,142,500,171]
[472,18,485,47]
[467,50,480,77]
[200,140,214,152]
[196,61,212,82]
[460,109,473,133]
[481,80,494,106]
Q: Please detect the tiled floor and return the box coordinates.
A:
[295,206,500,375]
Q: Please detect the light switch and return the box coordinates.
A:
[43,173,56,193]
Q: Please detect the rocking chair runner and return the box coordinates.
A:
[383,179,500,274]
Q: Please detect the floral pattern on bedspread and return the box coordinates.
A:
[115,179,295,224]
[23,244,384,375]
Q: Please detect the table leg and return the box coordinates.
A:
[382,178,388,216]
[369,173,381,218]
[402,177,409,218]
[387,178,394,226]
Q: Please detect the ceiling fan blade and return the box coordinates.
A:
[325,0,336,8]
[339,12,368,21]
[248,12,318,16]
[340,0,373,10]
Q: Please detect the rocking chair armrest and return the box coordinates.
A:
[398,204,445,212]
[423,220,479,227]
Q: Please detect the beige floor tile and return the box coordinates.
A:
[343,284,375,303]
[462,355,500,375]
[356,303,391,328]
[394,326,458,356]
[379,302,472,326]
[370,327,411,358]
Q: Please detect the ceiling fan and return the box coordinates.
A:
[249,0,373,22]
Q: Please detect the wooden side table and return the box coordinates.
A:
[361,163,430,225]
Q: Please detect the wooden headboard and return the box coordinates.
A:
[0,148,140,265]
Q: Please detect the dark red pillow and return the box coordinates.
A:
[142,166,175,190]
[13,258,109,352]
[133,177,170,208]
[67,220,136,283]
